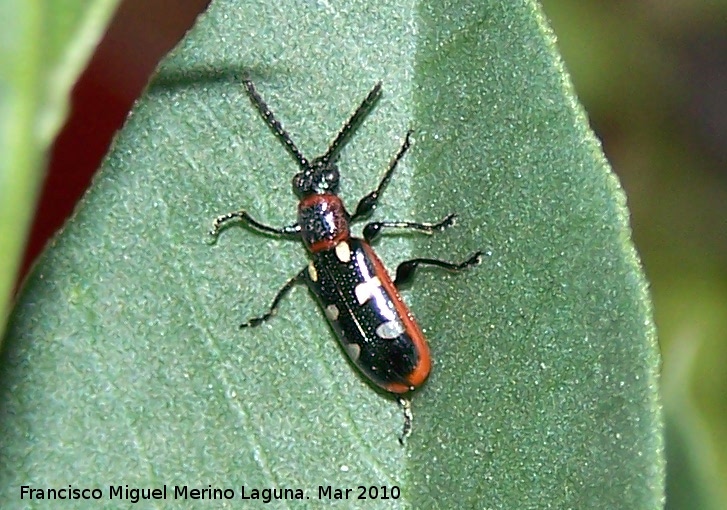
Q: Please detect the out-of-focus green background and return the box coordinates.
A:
[540,1,727,508]
[22,0,725,507]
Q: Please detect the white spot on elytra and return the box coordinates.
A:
[345,342,361,361]
[325,304,339,321]
[307,261,318,282]
[354,276,382,305]
[376,319,405,339]
[335,241,351,263]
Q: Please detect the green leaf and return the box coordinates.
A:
[0,0,121,337]
[1,0,663,507]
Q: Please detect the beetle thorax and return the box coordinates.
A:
[297,194,350,252]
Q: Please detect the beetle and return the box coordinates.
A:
[209,79,482,443]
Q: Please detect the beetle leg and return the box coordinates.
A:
[209,210,300,241]
[393,252,483,288]
[362,213,456,244]
[351,130,413,222]
[240,269,306,328]
[397,397,413,446]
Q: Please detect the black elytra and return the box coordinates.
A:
[209,79,482,443]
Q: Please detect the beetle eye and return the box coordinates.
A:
[292,172,308,195]
[325,168,340,192]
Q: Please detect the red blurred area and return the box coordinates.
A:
[19,0,211,286]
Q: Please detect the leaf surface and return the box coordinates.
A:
[0,0,662,507]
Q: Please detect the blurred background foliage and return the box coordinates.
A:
[19,0,725,507]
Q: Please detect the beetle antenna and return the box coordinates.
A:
[243,78,311,171]
[319,82,383,165]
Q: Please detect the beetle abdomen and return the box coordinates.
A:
[304,238,431,393]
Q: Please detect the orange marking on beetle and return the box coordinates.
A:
[362,243,431,393]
